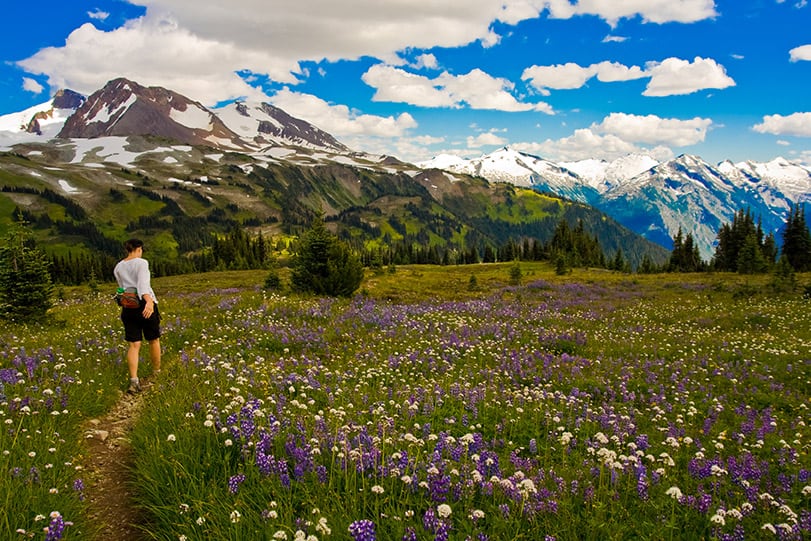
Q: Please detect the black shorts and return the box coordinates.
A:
[121,302,161,342]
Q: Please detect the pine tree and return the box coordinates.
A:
[0,215,55,322]
[508,260,522,285]
[713,208,767,272]
[771,254,797,293]
[736,232,768,274]
[290,214,363,297]
[782,204,811,272]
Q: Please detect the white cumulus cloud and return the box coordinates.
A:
[643,56,735,96]
[789,44,811,62]
[752,112,811,137]
[544,0,717,26]
[468,131,509,147]
[593,113,713,146]
[22,77,44,94]
[363,64,554,113]
[268,88,417,138]
[18,17,278,105]
[511,112,711,161]
[522,57,731,97]
[522,61,646,93]
[17,0,724,110]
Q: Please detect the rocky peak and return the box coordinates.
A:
[51,89,86,110]
[22,89,86,135]
[255,103,348,152]
[58,78,244,149]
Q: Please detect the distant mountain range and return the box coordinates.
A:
[0,78,669,271]
[418,148,811,259]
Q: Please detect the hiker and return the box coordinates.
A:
[113,238,161,393]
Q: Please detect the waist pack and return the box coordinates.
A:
[115,289,141,309]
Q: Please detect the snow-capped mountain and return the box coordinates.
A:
[420,147,600,203]
[421,148,811,259]
[214,101,348,153]
[0,89,85,142]
[59,78,246,149]
[560,154,659,193]
[1,78,353,157]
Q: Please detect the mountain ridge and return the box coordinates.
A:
[419,147,811,258]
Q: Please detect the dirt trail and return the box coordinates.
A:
[81,384,152,540]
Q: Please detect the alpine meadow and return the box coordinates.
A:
[1,265,809,540]
[2,1,811,539]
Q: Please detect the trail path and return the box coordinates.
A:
[81,384,152,540]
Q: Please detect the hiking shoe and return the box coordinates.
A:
[127,380,142,394]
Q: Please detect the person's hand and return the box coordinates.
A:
[142,299,155,318]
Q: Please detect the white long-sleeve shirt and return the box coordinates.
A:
[113,257,157,303]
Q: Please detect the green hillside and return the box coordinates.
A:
[0,140,669,279]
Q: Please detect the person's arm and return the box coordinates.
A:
[141,292,155,318]
[136,260,156,317]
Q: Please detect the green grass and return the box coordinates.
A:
[0,266,809,540]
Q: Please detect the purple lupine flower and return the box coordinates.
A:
[423,507,438,533]
[44,512,67,541]
[402,527,418,541]
[348,519,376,541]
[636,467,649,501]
[73,478,85,501]
[228,474,246,494]
[434,520,451,541]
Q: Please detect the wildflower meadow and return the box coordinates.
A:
[1,264,809,540]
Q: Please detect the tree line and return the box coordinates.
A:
[32,204,811,287]
[4,191,809,289]
[664,205,811,274]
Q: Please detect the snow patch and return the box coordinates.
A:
[68,136,143,166]
[58,179,78,193]
[170,105,212,130]
[89,93,136,124]
[265,147,296,159]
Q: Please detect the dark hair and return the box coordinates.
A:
[124,238,144,253]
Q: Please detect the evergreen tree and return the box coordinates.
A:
[508,260,522,285]
[736,232,768,274]
[290,214,363,297]
[770,254,797,293]
[782,204,811,272]
[610,248,629,272]
[668,228,704,272]
[637,254,658,274]
[0,216,55,322]
[555,254,569,276]
[713,208,769,272]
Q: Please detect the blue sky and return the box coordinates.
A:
[1,0,810,165]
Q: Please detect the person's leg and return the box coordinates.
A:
[127,340,142,378]
[127,340,143,393]
[148,338,161,373]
